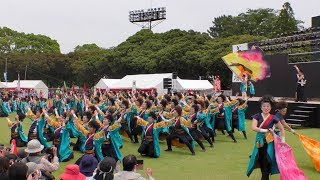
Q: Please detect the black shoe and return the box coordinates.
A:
[192,152,195,156]
[234,140,237,143]
[210,144,214,148]
[202,149,206,152]
[165,149,172,152]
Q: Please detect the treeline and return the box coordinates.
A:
[0,2,302,89]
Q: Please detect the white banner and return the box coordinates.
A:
[232,43,249,53]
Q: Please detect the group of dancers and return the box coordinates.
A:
[1,90,251,163]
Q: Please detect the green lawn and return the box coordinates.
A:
[1,114,319,179]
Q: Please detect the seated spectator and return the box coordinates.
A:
[20,139,59,172]
[8,162,35,180]
[17,148,28,161]
[93,157,118,180]
[5,153,18,166]
[60,164,86,180]
[0,156,9,180]
[114,154,154,180]
[79,154,98,178]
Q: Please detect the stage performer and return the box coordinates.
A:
[246,95,285,180]
[294,65,307,102]
[240,74,248,99]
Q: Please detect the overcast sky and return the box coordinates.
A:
[0,0,319,53]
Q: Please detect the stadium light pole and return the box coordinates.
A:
[129,7,166,30]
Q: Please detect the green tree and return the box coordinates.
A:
[0,27,60,54]
[207,2,303,39]
[274,2,303,36]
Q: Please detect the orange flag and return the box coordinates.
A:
[297,134,320,172]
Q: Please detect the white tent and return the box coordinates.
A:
[0,80,49,98]
[95,79,120,91]
[175,79,213,92]
[0,82,6,88]
[111,73,173,94]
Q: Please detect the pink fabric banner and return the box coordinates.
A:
[273,134,308,180]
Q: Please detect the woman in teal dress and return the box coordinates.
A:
[246,95,285,180]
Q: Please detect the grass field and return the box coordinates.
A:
[0,114,319,180]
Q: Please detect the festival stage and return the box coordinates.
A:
[238,96,320,128]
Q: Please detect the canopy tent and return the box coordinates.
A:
[0,82,6,88]
[95,79,120,91]
[110,73,173,94]
[175,79,213,92]
[0,80,48,98]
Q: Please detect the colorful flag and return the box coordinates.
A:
[273,134,308,180]
[297,134,320,172]
[222,50,270,81]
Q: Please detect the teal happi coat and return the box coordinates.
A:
[44,116,73,162]
[223,100,239,132]
[123,106,138,133]
[58,127,73,162]
[11,100,18,112]
[246,133,279,177]
[7,120,28,143]
[0,99,10,116]
[237,103,248,131]
[137,118,170,158]
[26,110,51,148]
[74,120,122,161]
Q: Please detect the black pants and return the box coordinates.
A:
[121,123,134,142]
[258,143,271,180]
[296,85,306,102]
[138,140,155,158]
[166,132,194,153]
[131,127,142,143]
[73,137,82,151]
[199,126,214,145]
[189,128,205,149]
[102,144,118,161]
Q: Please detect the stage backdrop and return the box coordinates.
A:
[232,53,320,98]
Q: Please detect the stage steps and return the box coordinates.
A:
[286,104,319,128]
